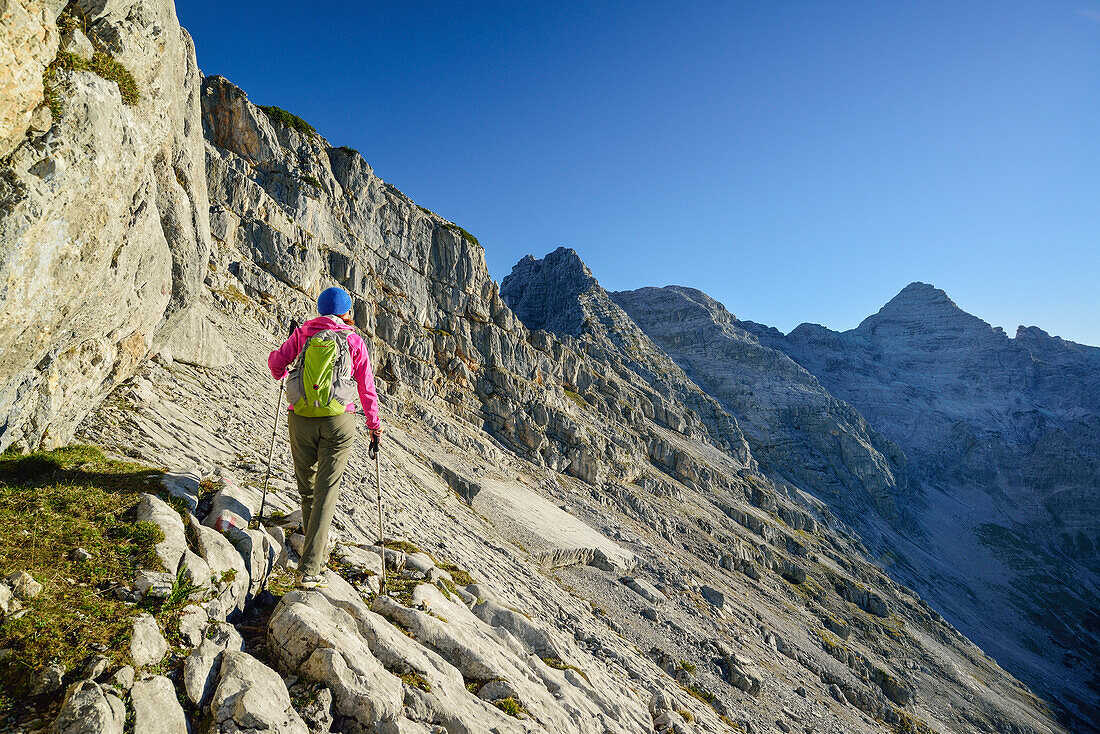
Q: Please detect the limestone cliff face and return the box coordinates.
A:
[0,0,1086,731]
[501,247,753,467]
[0,0,65,158]
[610,285,907,531]
[742,282,1100,727]
[0,0,213,450]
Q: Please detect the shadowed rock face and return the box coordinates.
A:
[500,247,596,337]
[611,285,907,533]
[711,282,1100,728]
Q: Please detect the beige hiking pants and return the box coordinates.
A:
[287,411,357,576]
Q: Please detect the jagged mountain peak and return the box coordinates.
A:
[855,281,1004,344]
[500,247,601,336]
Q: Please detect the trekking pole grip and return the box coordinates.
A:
[369,433,380,460]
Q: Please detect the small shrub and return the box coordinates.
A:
[542,657,590,683]
[681,682,715,706]
[676,708,694,723]
[44,51,140,119]
[443,223,479,248]
[564,389,588,410]
[336,145,360,156]
[676,659,697,674]
[258,105,316,137]
[493,697,528,718]
[300,174,322,190]
[399,671,431,692]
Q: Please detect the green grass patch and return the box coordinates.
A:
[443,223,480,248]
[399,671,431,692]
[384,573,420,606]
[438,561,474,586]
[681,682,715,706]
[336,145,360,157]
[44,50,140,119]
[266,567,296,597]
[383,540,424,556]
[676,708,694,723]
[563,389,588,410]
[0,445,163,700]
[300,174,322,190]
[542,657,590,683]
[492,697,528,718]
[258,105,316,137]
[676,659,697,674]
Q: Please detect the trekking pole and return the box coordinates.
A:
[256,318,299,528]
[370,432,386,596]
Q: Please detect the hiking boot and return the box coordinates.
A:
[296,573,328,589]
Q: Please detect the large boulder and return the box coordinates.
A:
[183,621,244,707]
[51,679,125,734]
[130,675,188,734]
[187,514,249,619]
[130,612,167,668]
[209,651,308,734]
[136,493,188,573]
[268,584,403,726]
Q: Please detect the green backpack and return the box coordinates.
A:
[285,329,357,417]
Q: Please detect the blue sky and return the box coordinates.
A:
[178,1,1100,346]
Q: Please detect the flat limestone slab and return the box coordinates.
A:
[471,481,634,573]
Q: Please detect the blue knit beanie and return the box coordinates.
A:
[317,287,353,316]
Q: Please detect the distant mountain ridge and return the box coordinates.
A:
[614,279,1100,728]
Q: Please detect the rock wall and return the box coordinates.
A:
[742,282,1100,727]
[201,79,754,489]
[0,0,65,158]
[610,285,907,531]
[0,0,215,450]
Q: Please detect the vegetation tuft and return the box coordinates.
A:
[399,671,431,692]
[44,51,140,119]
[443,223,480,248]
[300,174,322,190]
[681,682,715,706]
[258,105,317,136]
[542,656,590,683]
[492,696,528,718]
[0,445,164,703]
[438,561,474,586]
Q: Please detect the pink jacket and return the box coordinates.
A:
[268,316,382,431]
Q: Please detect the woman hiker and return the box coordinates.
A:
[268,286,383,589]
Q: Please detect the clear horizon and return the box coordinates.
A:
[178,0,1100,347]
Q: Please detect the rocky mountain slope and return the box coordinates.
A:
[746,283,1100,728]
[608,283,1100,730]
[0,0,1085,732]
